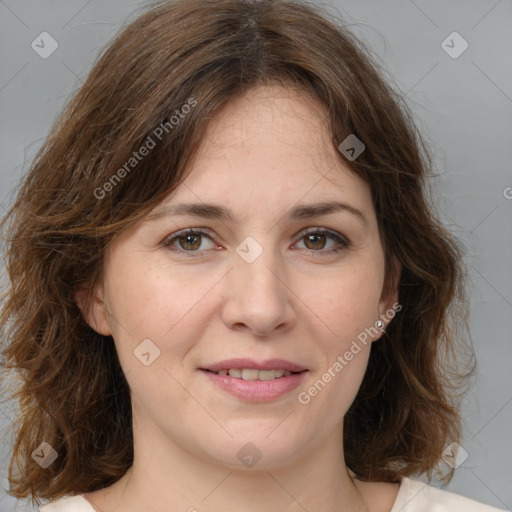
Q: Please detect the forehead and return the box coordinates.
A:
[197,85,334,166]
[174,85,371,209]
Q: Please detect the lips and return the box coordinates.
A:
[199,358,308,402]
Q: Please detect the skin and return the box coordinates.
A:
[81,85,400,512]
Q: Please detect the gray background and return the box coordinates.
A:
[0,0,511,511]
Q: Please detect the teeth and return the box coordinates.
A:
[216,369,293,380]
[258,370,279,381]
[241,369,259,380]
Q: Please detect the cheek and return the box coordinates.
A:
[105,254,222,372]
[297,269,383,424]
[310,260,384,347]
[108,256,207,333]
[104,257,215,410]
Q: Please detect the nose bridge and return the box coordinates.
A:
[239,248,280,293]
[222,235,293,335]
[235,236,284,302]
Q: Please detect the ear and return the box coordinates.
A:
[75,281,112,336]
[377,256,402,332]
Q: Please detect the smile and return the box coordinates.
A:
[209,368,296,380]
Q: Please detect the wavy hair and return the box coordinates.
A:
[0,0,473,504]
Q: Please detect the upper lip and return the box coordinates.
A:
[201,358,308,373]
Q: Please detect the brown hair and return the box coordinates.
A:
[1,0,473,504]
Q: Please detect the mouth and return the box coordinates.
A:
[199,358,308,402]
[202,368,304,380]
[200,358,308,377]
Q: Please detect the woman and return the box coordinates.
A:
[0,1,504,511]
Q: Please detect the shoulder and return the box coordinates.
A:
[392,477,507,512]
[39,495,95,512]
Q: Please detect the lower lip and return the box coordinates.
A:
[200,369,308,402]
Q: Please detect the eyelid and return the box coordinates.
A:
[298,226,349,242]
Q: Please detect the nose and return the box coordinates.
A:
[220,243,297,337]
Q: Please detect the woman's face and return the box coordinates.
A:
[86,85,397,471]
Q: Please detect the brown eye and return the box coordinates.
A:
[303,233,327,250]
[178,233,202,251]
[163,229,216,253]
[295,228,350,253]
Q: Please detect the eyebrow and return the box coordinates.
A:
[146,201,368,226]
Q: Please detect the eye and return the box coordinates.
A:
[163,229,217,253]
[294,227,350,253]
[162,227,350,256]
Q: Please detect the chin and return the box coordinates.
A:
[200,429,305,471]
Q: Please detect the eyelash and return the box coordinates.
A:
[162,227,351,257]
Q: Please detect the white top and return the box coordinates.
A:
[39,477,506,511]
